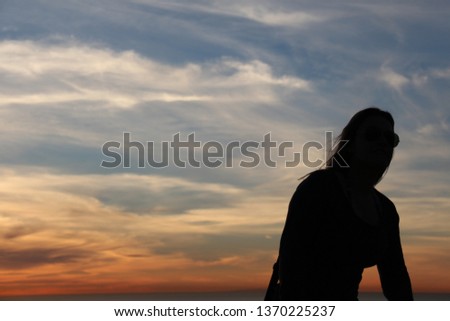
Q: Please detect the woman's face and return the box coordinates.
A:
[350,115,397,170]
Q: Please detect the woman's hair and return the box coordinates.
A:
[325,107,395,169]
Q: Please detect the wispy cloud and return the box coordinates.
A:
[131,0,329,27]
[0,40,310,109]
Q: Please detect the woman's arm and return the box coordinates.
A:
[377,201,414,300]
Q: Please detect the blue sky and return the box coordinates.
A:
[0,0,449,296]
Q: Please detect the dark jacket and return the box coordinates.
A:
[276,169,413,300]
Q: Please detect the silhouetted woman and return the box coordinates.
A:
[265,107,413,300]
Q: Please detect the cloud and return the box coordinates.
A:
[431,68,450,79]
[153,233,278,262]
[1,225,42,240]
[378,66,409,91]
[62,174,245,215]
[232,7,323,28]
[0,40,310,107]
[0,40,208,108]
[0,169,245,215]
[0,39,313,149]
[0,247,93,270]
[130,0,328,28]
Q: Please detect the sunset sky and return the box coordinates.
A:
[0,0,449,298]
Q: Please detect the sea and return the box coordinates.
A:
[1,291,449,301]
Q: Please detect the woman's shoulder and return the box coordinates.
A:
[308,168,334,177]
[374,189,396,209]
[295,169,338,192]
[300,168,338,184]
[374,190,400,223]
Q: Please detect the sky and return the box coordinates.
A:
[0,0,449,298]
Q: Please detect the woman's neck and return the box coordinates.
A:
[342,164,383,191]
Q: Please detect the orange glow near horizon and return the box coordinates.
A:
[1,254,449,298]
[0,170,449,298]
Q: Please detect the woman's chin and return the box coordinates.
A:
[355,156,390,172]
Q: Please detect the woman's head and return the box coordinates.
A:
[327,107,399,182]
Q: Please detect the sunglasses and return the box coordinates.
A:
[363,127,400,148]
